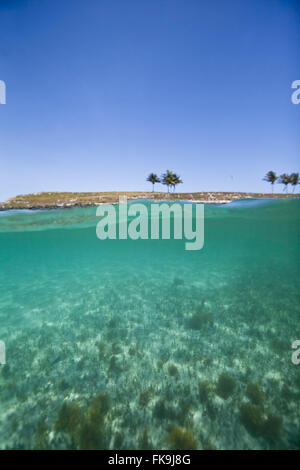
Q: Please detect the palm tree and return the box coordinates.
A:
[161,170,174,193]
[290,172,299,192]
[263,171,277,193]
[278,173,291,193]
[147,173,160,192]
[161,170,183,193]
[170,173,183,192]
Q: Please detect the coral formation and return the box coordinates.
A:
[246,383,264,406]
[240,403,282,441]
[216,373,236,399]
[198,380,211,403]
[153,399,176,421]
[173,277,184,287]
[263,414,282,441]
[240,403,265,437]
[54,393,111,450]
[55,401,82,444]
[168,425,197,450]
[78,393,110,450]
[186,312,213,330]
[139,389,152,407]
[138,429,153,450]
[167,362,179,377]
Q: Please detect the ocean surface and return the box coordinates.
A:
[0,198,299,450]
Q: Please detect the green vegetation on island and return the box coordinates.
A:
[1,188,299,210]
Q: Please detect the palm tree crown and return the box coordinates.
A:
[170,173,183,192]
[278,173,292,192]
[263,171,277,193]
[161,170,174,193]
[290,172,299,192]
[161,170,183,193]
[147,173,160,192]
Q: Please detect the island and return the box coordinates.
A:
[0,191,298,210]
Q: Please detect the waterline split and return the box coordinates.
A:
[96,196,204,250]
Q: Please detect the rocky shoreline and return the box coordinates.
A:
[0,191,298,211]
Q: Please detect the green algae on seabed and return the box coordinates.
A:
[0,198,299,449]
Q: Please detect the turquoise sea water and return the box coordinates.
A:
[0,198,299,450]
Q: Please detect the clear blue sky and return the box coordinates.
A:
[0,0,299,201]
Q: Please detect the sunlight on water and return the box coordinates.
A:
[0,199,299,449]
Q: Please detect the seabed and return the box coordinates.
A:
[0,198,299,450]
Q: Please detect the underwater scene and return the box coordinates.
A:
[0,198,299,450]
